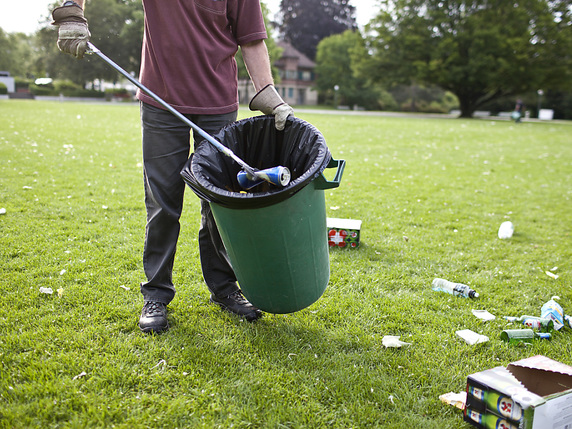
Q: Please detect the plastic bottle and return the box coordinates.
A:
[500,329,551,344]
[431,278,479,298]
[468,386,523,421]
[541,296,564,330]
[498,221,514,239]
[503,315,554,332]
[466,408,518,429]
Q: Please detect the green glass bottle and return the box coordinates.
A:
[466,408,518,429]
[468,386,523,420]
[503,315,554,332]
[500,329,551,344]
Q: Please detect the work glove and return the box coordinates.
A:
[52,2,90,59]
[249,84,294,131]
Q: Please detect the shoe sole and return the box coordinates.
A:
[139,323,169,334]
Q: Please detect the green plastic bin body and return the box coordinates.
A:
[211,160,344,314]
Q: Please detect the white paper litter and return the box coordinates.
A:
[545,271,559,279]
[456,329,489,345]
[382,336,412,348]
[39,287,53,294]
[72,371,87,380]
[439,391,467,409]
[150,359,167,370]
[119,285,130,291]
[0,208,6,215]
[472,309,496,321]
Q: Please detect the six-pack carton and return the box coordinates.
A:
[327,218,362,248]
[464,355,572,429]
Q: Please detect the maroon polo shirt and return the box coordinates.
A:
[137,0,267,114]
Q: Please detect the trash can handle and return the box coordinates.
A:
[315,158,345,190]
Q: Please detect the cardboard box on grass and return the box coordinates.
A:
[464,355,572,429]
[327,218,362,248]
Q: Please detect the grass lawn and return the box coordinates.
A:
[1,100,571,428]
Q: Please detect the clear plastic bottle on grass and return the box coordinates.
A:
[431,278,479,298]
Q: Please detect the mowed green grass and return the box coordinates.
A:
[0,100,571,428]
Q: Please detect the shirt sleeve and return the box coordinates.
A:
[228,0,268,45]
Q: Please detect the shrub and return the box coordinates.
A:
[0,82,7,95]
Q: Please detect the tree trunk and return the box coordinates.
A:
[458,95,476,118]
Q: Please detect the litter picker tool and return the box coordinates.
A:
[86,42,290,189]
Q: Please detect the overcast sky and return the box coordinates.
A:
[0,0,380,34]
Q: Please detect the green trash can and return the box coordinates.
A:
[181,116,345,313]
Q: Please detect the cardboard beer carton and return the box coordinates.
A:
[327,218,362,248]
[464,355,572,429]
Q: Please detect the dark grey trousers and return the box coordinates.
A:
[139,102,238,305]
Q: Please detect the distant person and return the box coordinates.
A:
[52,0,293,333]
[512,99,525,123]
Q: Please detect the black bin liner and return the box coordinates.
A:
[181,116,331,209]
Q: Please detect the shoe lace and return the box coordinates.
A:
[144,301,165,315]
[229,291,248,304]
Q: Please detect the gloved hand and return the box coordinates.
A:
[52,2,90,59]
[249,84,294,131]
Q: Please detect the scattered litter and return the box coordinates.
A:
[472,309,496,321]
[541,296,564,330]
[456,329,489,345]
[72,371,87,380]
[464,356,572,428]
[59,269,66,276]
[39,287,53,295]
[545,271,559,279]
[288,353,297,359]
[388,395,395,405]
[504,315,554,331]
[382,336,412,348]
[439,391,467,409]
[150,359,167,370]
[23,186,32,190]
[432,278,479,298]
[119,285,130,291]
[329,206,340,210]
[501,329,551,344]
[0,208,6,215]
[57,288,64,297]
[498,221,514,239]
[102,205,108,210]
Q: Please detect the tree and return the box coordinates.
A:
[0,29,36,78]
[278,0,357,60]
[35,0,144,86]
[315,30,385,110]
[364,0,572,117]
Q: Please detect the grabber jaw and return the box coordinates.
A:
[237,166,291,190]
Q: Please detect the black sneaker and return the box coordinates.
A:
[139,301,169,334]
[210,290,263,322]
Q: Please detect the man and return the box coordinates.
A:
[52,0,293,333]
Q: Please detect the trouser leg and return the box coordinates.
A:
[191,113,239,298]
[139,102,238,303]
[140,103,189,304]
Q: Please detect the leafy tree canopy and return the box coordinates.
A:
[364,0,572,117]
[278,0,357,60]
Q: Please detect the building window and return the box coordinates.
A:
[288,87,294,98]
